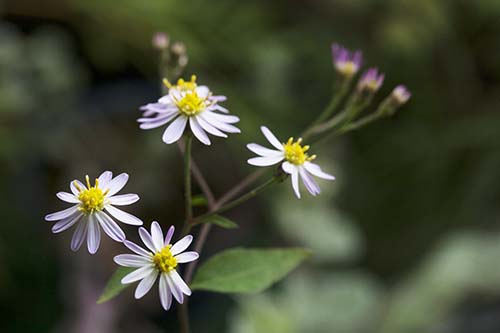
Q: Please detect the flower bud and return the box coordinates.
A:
[331,43,362,78]
[391,85,411,106]
[152,32,169,50]
[357,67,384,93]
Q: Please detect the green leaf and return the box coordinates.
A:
[192,194,208,207]
[191,248,311,293]
[97,267,135,304]
[201,214,238,229]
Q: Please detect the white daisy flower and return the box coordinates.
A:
[114,222,198,311]
[247,126,335,199]
[138,75,240,145]
[44,171,143,254]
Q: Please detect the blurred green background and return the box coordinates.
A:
[1,0,500,332]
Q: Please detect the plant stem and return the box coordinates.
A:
[306,78,351,128]
[178,302,190,333]
[217,169,266,207]
[184,134,193,223]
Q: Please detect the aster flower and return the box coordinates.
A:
[331,43,362,77]
[357,67,385,93]
[391,85,411,105]
[138,75,240,145]
[247,126,335,199]
[114,222,198,311]
[44,171,143,254]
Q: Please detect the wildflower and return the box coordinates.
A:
[391,85,411,105]
[152,32,169,50]
[138,75,240,145]
[357,67,384,93]
[331,43,362,77]
[247,126,335,199]
[44,171,142,254]
[114,222,198,311]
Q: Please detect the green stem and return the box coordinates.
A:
[310,79,351,126]
[184,134,193,224]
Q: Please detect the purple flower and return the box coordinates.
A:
[331,43,362,77]
[358,67,385,93]
[391,85,411,105]
[152,32,169,49]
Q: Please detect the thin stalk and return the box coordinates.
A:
[307,78,351,127]
[184,134,193,222]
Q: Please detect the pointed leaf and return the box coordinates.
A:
[97,267,135,304]
[191,247,311,293]
[201,214,238,229]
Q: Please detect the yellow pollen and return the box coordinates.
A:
[76,175,108,215]
[153,245,178,273]
[163,75,197,91]
[175,91,206,116]
[338,61,357,76]
[283,137,316,165]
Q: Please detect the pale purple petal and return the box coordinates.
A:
[122,265,156,284]
[247,156,284,167]
[45,205,79,221]
[107,194,140,206]
[303,162,336,180]
[70,220,88,252]
[114,254,152,267]
[189,117,211,145]
[98,171,113,189]
[159,273,173,311]
[124,240,152,257]
[134,270,159,299]
[139,227,157,252]
[56,191,79,203]
[282,162,300,199]
[203,111,239,124]
[299,167,321,196]
[105,173,129,197]
[169,270,191,296]
[162,116,188,144]
[87,215,101,254]
[171,235,193,255]
[164,225,175,245]
[70,180,86,195]
[260,126,283,150]
[247,143,283,157]
[105,205,143,226]
[139,112,178,130]
[199,113,240,133]
[166,272,184,304]
[175,251,199,263]
[95,211,125,242]
[51,213,82,233]
[150,221,164,251]
[196,116,228,138]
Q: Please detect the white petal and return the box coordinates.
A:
[139,112,178,130]
[105,205,143,226]
[203,111,239,124]
[195,86,210,98]
[108,194,140,206]
[304,162,336,180]
[210,95,227,103]
[162,116,188,144]
[151,221,165,251]
[199,113,240,133]
[164,225,175,245]
[70,220,88,252]
[169,270,191,296]
[158,95,174,104]
[159,273,173,311]
[45,205,79,221]
[282,162,301,199]
[299,167,321,196]
[122,265,156,284]
[105,173,129,197]
[114,254,152,267]
[246,143,283,157]
[247,156,284,167]
[189,117,211,145]
[135,270,159,299]
[139,227,157,252]
[98,171,113,189]
[261,126,283,150]
[87,215,101,254]
[175,251,199,263]
[70,180,86,195]
[95,211,125,242]
[124,240,152,257]
[171,235,193,255]
[51,213,82,233]
[197,116,228,138]
[210,104,229,113]
[56,192,79,203]
[166,272,184,304]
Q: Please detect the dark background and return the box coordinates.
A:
[1,0,500,332]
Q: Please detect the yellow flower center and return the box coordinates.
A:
[175,91,206,116]
[338,61,357,77]
[75,176,108,215]
[153,245,178,273]
[163,75,198,92]
[283,137,316,165]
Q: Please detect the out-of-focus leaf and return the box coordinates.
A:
[200,214,238,229]
[97,267,135,304]
[192,194,208,207]
[191,248,310,293]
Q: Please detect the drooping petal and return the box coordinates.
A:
[199,113,240,133]
[159,273,173,311]
[45,205,79,221]
[203,111,239,124]
[139,227,157,252]
[134,270,159,299]
[171,235,193,255]
[169,270,192,296]
[247,143,283,157]
[209,104,229,113]
[87,215,101,254]
[299,167,321,196]
[282,162,300,198]
[139,112,178,130]
[51,213,82,233]
[175,251,199,263]
[189,117,211,145]
[247,156,284,167]
[95,211,125,242]
[260,126,284,151]
[166,272,184,304]
[196,116,228,138]
[107,194,140,206]
[105,173,129,197]
[124,240,152,257]
[164,225,175,245]
[56,192,79,203]
[162,116,188,144]
[121,265,156,284]
[70,220,88,252]
[114,254,152,267]
[105,205,143,226]
[98,171,113,189]
[150,221,164,251]
[303,162,336,180]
